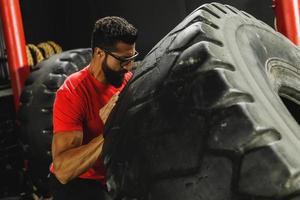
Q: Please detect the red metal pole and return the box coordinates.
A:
[273,0,300,46]
[0,0,29,111]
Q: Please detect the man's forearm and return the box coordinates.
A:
[53,135,104,184]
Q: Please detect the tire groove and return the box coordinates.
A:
[199,7,221,19]
[214,90,254,109]
[225,5,239,14]
[239,129,282,153]
[211,3,228,14]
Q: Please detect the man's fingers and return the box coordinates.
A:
[110,92,119,103]
[103,101,116,113]
[99,93,119,112]
[99,92,120,124]
[105,93,119,110]
[108,102,116,110]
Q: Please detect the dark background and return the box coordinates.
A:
[20,0,275,58]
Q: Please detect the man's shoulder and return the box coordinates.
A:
[58,67,89,93]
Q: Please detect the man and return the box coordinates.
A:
[50,16,138,199]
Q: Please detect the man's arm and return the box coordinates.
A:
[52,131,104,184]
[51,92,119,184]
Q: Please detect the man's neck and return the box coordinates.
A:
[88,59,107,84]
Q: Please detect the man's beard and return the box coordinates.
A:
[102,55,127,88]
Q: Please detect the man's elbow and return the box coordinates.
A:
[54,172,69,184]
[53,161,69,184]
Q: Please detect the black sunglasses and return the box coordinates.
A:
[102,48,139,67]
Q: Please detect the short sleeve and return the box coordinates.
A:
[53,90,84,133]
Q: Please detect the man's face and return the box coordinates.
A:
[101,42,137,88]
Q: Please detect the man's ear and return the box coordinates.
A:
[93,47,103,57]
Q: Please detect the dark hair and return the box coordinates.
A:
[91,16,138,52]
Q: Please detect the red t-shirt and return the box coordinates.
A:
[50,66,132,184]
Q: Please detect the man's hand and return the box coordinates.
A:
[99,92,120,124]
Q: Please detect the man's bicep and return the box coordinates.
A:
[52,131,83,160]
[53,90,84,132]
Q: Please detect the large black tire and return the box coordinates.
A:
[18,48,91,196]
[103,3,300,200]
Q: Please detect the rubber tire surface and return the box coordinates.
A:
[103,3,300,200]
[18,48,91,196]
